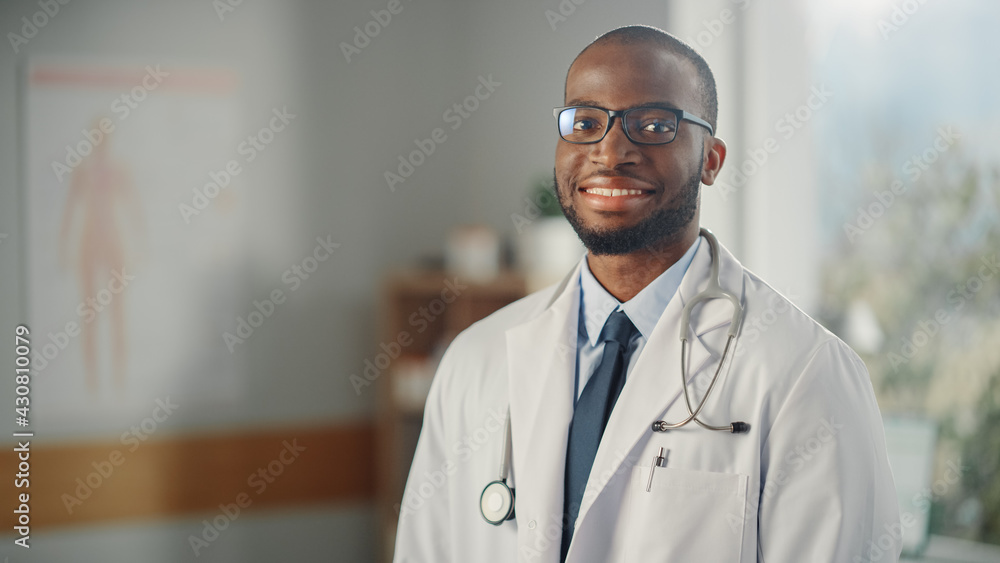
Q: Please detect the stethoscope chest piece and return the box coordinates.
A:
[481,408,516,525]
[480,479,515,525]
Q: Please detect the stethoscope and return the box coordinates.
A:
[480,228,749,526]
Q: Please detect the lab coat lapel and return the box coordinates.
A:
[571,238,746,544]
[506,261,582,563]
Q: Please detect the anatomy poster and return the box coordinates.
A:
[25,59,248,433]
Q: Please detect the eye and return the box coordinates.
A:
[640,118,676,134]
[573,118,599,132]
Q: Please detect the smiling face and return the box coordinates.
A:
[555,41,717,256]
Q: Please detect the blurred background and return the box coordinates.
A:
[0,0,998,561]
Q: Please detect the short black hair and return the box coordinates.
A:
[567,25,719,131]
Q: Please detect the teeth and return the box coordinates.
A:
[583,188,646,197]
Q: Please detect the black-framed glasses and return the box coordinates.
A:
[553,106,714,145]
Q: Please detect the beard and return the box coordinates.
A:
[554,156,702,256]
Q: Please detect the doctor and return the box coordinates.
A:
[394,25,901,563]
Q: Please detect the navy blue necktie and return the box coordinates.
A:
[561,310,638,562]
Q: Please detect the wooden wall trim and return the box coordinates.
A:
[1,422,374,530]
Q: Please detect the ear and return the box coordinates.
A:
[700,136,727,185]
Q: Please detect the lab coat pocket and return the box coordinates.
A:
[625,465,748,562]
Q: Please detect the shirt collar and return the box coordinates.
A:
[578,236,701,346]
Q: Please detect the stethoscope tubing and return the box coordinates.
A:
[480,229,748,524]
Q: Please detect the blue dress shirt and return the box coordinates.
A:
[574,237,701,402]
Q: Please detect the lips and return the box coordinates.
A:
[579,175,655,194]
[576,176,655,212]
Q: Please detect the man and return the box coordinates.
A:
[394,25,900,563]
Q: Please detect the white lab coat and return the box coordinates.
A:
[393,237,901,563]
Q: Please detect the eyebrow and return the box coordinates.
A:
[564,99,683,111]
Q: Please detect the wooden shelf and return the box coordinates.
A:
[374,269,526,562]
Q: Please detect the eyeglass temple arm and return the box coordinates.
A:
[680,110,714,136]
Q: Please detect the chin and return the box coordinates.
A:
[556,180,698,256]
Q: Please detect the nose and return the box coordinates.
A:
[589,116,640,168]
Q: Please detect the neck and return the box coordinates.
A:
[585,224,700,302]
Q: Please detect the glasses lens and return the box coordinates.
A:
[625,108,679,144]
[558,107,608,142]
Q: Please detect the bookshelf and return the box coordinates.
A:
[374,269,526,561]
